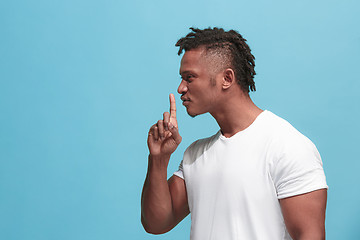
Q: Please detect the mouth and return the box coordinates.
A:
[181,96,190,101]
[181,96,190,106]
[182,100,190,106]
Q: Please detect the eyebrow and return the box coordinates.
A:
[179,71,193,76]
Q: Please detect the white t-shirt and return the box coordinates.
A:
[174,110,328,240]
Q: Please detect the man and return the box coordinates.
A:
[141,27,328,240]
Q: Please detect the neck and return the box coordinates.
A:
[210,93,263,138]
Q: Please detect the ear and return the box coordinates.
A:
[222,68,235,90]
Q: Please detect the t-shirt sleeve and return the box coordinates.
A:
[173,160,184,179]
[172,140,198,180]
[271,134,328,199]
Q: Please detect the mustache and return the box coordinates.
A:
[181,95,190,101]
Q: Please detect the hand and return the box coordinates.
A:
[147,94,182,158]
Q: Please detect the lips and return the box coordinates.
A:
[181,96,190,102]
[182,100,190,106]
[181,97,190,106]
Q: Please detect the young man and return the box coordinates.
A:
[141,27,328,240]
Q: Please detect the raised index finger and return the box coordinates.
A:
[169,93,177,119]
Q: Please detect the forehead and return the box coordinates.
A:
[179,48,206,74]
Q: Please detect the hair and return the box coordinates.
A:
[175,27,256,92]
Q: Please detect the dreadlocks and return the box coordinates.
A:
[175,27,256,92]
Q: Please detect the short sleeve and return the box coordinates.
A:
[173,160,184,179]
[271,134,328,199]
[172,139,200,180]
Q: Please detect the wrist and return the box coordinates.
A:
[148,154,170,178]
[149,153,171,162]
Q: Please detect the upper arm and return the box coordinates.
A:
[279,188,327,240]
[167,175,190,229]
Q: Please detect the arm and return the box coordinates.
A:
[141,94,190,234]
[280,189,327,240]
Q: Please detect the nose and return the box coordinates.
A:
[177,80,188,94]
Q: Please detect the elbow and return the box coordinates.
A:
[143,227,168,235]
[141,214,171,235]
[142,222,165,235]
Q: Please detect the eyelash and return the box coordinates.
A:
[182,75,193,82]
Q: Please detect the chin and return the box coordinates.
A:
[186,108,197,118]
[186,108,203,118]
[186,111,197,118]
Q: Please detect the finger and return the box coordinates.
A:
[153,126,159,141]
[157,120,165,140]
[148,125,156,145]
[168,122,182,144]
[148,125,156,137]
[169,93,177,119]
[163,112,170,131]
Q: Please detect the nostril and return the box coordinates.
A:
[177,81,187,94]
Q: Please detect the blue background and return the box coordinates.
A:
[1,0,359,239]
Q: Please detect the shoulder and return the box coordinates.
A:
[187,131,220,149]
[261,111,299,133]
[265,111,324,172]
[183,131,220,161]
[263,111,322,171]
[263,112,327,198]
[263,111,316,149]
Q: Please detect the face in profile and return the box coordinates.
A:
[178,48,221,117]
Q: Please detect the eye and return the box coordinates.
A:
[185,75,194,82]
[180,73,195,83]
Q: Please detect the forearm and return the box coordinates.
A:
[142,95,182,233]
[141,155,174,233]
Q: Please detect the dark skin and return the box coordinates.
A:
[141,47,327,238]
[280,189,327,239]
[141,94,189,234]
